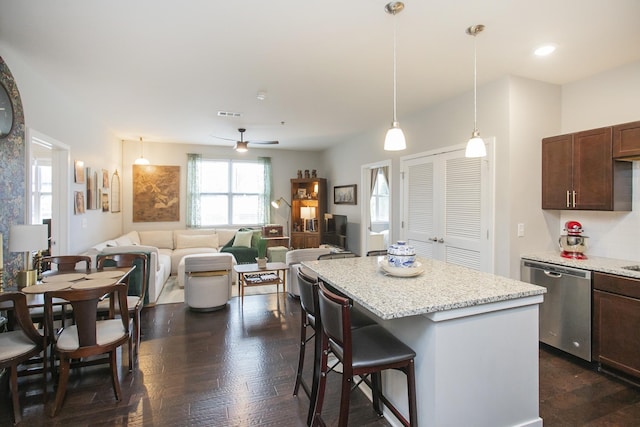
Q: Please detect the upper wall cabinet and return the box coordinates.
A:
[613,120,640,160]
[542,126,632,211]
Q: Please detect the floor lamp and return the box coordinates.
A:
[271,197,291,246]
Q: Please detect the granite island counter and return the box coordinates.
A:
[303,256,546,427]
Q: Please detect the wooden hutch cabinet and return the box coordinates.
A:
[290,178,327,249]
[541,126,631,211]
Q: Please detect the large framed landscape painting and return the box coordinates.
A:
[133,165,180,222]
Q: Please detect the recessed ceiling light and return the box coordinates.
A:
[534,44,556,56]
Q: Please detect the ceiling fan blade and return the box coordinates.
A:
[211,134,237,142]
[250,140,279,145]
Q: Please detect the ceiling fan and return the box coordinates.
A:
[214,128,279,152]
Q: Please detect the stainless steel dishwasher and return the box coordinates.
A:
[520,259,592,361]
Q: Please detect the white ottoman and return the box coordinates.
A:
[181,253,234,311]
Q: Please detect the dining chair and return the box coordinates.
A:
[41,255,91,272]
[0,292,48,425]
[316,252,357,260]
[294,271,375,426]
[44,282,130,417]
[96,252,147,368]
[313,282,418,427]
[366,249,388,257]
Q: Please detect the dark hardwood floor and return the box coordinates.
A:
[2,292,640,426]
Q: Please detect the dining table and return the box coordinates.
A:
[302,255,546,427]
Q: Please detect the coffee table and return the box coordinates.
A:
[234,262,288,305]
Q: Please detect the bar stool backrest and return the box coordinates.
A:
[297,270,319,320]
[317,282,350,356]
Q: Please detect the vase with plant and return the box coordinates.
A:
[256,237,268,269]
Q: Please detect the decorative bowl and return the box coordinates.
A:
[387,241,416,268]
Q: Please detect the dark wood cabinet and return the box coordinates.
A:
[593,272,640,379]
[613,120,640,159]
[541,127,632,211]
[290,178,326,249]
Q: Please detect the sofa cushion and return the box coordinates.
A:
[173,229,217,248]
[139,230,174,249]
[171,247,219,273]
[232,230,253,248]
[176,233,219,249]
[216,229,239,248]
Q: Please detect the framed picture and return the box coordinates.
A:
[101,190,109,212]
[74,191,85,214]
[297,188,307,198]
[102,169,109,188]
[74,160,85,183]
[133,165,180,222]
[334,184,357,205]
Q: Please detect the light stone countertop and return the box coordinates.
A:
[521,252,640,279]
[302,256,546,320]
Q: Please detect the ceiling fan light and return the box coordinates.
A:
[234,141,248,152]
[384,122,406,151]
[465,131,486,158]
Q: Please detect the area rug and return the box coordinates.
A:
[155,275,280,305]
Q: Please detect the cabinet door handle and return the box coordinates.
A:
[566,190,570,208]
[429,237,438,242]
[572,191,576,208]
[438,238,444,243]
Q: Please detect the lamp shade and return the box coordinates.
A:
[465,132,487,158]
[300,206,316,220]
[384,123,406,151]
[9,224,49,253]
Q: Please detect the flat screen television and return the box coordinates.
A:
[322,213,347,248]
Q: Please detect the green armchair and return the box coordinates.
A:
[220,228,262,264]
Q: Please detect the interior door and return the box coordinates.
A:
[401,142,493,272]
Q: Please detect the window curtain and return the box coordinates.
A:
[258,156,272,225]
[186,153,202,228]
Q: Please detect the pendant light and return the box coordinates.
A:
[134,137,150,165]
[384,2,406,151]
[465,24,487,158]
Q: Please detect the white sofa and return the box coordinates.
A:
[84,228,244,304]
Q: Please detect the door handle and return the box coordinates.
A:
[543,271,562,278]
[572,191,576,208]
[438,238,444,243]
[429,237,438,242]
[566,190,570,208]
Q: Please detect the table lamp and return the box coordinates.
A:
[9,224,48,288]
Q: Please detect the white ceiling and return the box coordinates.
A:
[1,0,639,151]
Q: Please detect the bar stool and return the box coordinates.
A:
[313,282,418,427]
[293,270,375,426]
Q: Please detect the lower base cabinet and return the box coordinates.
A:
[593,272,640,379]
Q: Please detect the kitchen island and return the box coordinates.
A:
[302,256,546,427]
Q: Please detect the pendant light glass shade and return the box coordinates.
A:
[465,24,487,158]
[134,137,150,165]
[384,122,406,151]
[384,2,406,151]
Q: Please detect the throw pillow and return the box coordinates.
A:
[115,235,133,246]
[232,230,253,248]
[176,233,219,249]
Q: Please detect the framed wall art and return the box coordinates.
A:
[74,191,85,214]
[334,184,357,205]
[132,165,180,222]
[74,160,85,183]
[111,170,121,213]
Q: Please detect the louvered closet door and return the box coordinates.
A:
[403,157,437,258]
[441,151,483,270]
[402,145,492,272]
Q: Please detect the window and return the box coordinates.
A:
[31,158,52,224]
[196,159,268,226]
[370,168,389,223]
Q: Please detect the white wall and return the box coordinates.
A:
[121,140,322,233]
[558,61,640,262]
[0,44,122,255]
[508,76,563,278]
